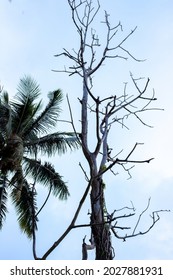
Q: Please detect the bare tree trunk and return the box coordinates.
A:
[90,177,113,259]
[80,76,113,259]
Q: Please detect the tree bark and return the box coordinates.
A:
[90,175,114,259]
[80,72,114,259]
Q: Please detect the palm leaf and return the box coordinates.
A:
[11,179,38,238]
[0,91,11,137]
[1,90,9,104]
[0,175,8,229]
[10,76,42,135]
[24,132,80,157]
[23,157,69,200]
[15,76,41,104]
[24,89,63,136]
[9,167,25,200]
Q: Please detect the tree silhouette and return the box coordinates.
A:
[51,0,168,259]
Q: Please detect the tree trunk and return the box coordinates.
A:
[90,176,114,259]
[81,76,114,259]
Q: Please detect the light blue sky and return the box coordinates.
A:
[0,0,173,260]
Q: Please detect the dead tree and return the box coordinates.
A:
[52,0,167,260]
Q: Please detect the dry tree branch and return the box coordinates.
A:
[79,162,90,181]
[53,1,142,80]
[132,197,151,235]
[125,142,143,161]
[40,179,92,259]
[111,198,170,241]
[67,199,170,247]
[97,142,154,178]
[66,94,81,144]
[35,185,52,218]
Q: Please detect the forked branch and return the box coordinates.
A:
[111,199,170,241]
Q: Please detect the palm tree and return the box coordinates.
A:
[0,76,79,237]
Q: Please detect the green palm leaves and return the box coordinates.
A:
[0,175,8,230]
[0,76,79,237]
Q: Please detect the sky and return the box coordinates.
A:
[0,0,173,260]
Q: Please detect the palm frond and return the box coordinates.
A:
[24,132,80,157]
[9,167,24,200]
[1,90,9,104]
[23,157,69,200]
[11,179,38,238]
[15,76,41,104]
[0,91,11,137]
[10,76,42,135]
[24,89,63,136]
[0,175,8,229]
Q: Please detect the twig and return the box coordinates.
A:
[79,162,89,181]
[35,185,52,217]
[66,94,81,144]
[132,197,151,235]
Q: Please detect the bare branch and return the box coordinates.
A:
[41,180,92,259]
[126,142,143,161]
[66,94,81,144]
[97,142,154,178]
[35,185,52,218]
[119,46,145,62]
[132,197,151,235]
[111,199,170,241]
[79,162,89,181]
